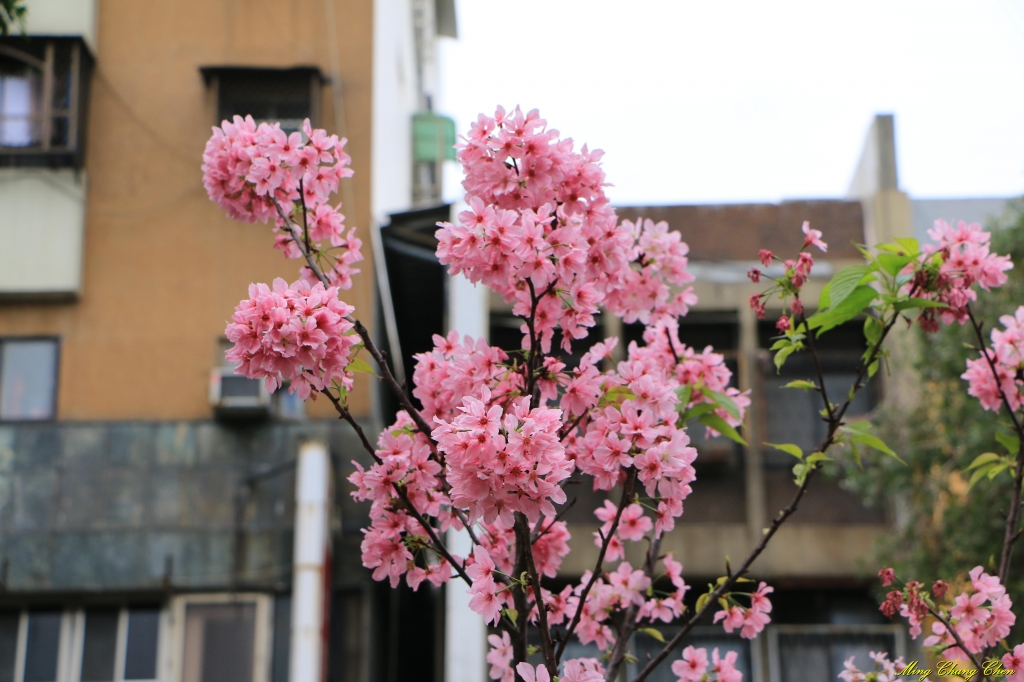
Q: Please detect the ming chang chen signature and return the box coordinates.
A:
[896,659,1016,680]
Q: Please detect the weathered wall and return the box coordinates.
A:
[0,420,373,593]
[0,0,376,420]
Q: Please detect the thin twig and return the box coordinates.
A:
[555,469,637,663]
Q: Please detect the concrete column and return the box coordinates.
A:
[739,305,767,541]
[444,268,487,682]
[290,442,332,682]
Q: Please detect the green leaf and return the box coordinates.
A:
[783,380,817,391]
[877,253,915,277]
[807,286,877,335]
[850,441,862,468]
[769,338,791,351]
[806,451,831,465]
[996,432,1020,455]
[698,413,748,446]
[793,462,810,486]
[817,282,831,310]
[503,608,518,625]
[346,357,376,375]
[599,385,637,408]
[709,390,741,421]
[526,645,539,656]
[867,359,879,378]
[675,384,693,408]
[638,628,665,643]
[847,431,905,464]
[681,402,717,420]
[766,443,804,460]
[844,420,872,433]
[893,297,947,312]
[966,452,1002,471]
[894,237,920,254]
[695,592,711,614]
[774,343,802,372]
[826,265,871,309]
[988,463,1010,480]
[863,316,883,346]
[968,464,995,491]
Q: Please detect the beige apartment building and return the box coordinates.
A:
[0,1,458,682]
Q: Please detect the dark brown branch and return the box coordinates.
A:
[323,391,472,586]
[967,308,1024,594]
[271,198,439,450]
[516,513,556,675]
[555,469,637,663]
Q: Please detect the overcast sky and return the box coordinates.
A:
[438,0,1024,206]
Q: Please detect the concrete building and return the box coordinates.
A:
[0,1,458,681]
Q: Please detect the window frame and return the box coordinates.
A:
[168,593,273,682]
[2,606,166,682]
[199,66,322,132]
[0,336,60,423]
[765,623,907,682]
[0,37,93,168]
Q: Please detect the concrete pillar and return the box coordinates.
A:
[290,441,332,682]
[444,267,487,682]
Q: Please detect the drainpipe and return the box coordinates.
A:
[290,441,333,682]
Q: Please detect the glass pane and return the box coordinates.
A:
[777,632,896,681]
[81,609,118,682]
[182,603,255,682]
[124,609,160,680]
[0,73,42,147]
[23,611,61,682]
[0,340,57,420]
[0,612,19,682]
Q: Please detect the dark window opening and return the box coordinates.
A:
[203,67,321,133]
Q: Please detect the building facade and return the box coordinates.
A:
[0,1,457,681]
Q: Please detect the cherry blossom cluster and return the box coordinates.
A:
[436,106,695,353]
[747,222,826,329]
[878,566,1016,663]
[412,331,521,422]
[913,219,1012,331]
[432,389,572,527]
[567,555,688,650]
[962,306,1024,412]
[837,651,908,682]
[224,277,357,399]
[712,582,774,640]
[348,409,455,588]
[512,660,604,682]
[202,116,363,288]
[671,646,743,682]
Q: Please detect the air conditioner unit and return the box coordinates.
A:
[209,368,270,420]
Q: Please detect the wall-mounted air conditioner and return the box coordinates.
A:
[209,368,270,420]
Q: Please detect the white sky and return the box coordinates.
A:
[438,0,1024,206]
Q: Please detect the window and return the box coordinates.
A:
[172,595,271,682]
[758,320,877,466]
[200,67,321,133]
[0,338,58,421]
[0,608,161,682]
[767,624,905,682]
[0,38,93,167]
[628,627,753,682]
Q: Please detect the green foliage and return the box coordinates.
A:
[839,199,1024,619]
[0,0,26,36]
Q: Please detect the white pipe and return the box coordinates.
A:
[290,441,332,682]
